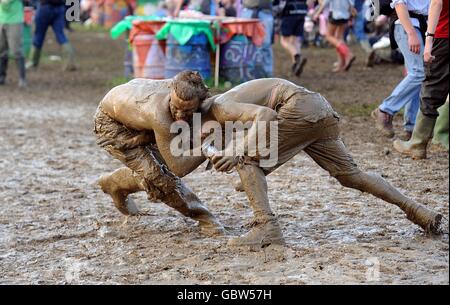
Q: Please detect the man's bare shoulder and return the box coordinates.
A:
[99,79,172,131]
[101,78,171,103]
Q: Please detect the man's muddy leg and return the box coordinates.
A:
[336,171,445,234]
[98,166,224,235]
[160,183,225,236]
[228,164,284,247]
[304,138,445,234]
[98,167,146,215]
[127,146,224,235]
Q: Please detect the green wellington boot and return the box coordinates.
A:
[393,111,436,159]
[432,102,449,151]
[26,46,41,69]
[62,43,77,71]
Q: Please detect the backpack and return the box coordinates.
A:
[379,0,395,16]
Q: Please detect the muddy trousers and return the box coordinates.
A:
[239,111,442,233]
[101,166,218,228]
[335,171,441,232]
[238,159,441,234]
[0,23,26,83]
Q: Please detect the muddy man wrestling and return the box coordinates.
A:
[94,71,447,247]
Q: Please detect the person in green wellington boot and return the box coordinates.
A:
[0,0,27,87]
[26,0,76,71]
[394,0,449,159]
[432,99,449,151]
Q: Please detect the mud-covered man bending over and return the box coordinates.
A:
[94,72,224,236]
[206,78,446,247]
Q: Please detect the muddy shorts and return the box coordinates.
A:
[94,107,180,201]
[253,94,360,178]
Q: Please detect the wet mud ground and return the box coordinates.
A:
[0,30,448,284]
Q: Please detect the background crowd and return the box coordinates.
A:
[1,0,448,154]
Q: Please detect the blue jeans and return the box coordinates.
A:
[379,25,424,132]
[354,2,367,42]
[241,8,273,77]
[33,4,68,49]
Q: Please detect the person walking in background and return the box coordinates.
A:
[371,0,429,140]
[0,0,27,87]
[314,0,356,72]
[217,0,236,17]
[240,0,274,77]
[274,0,308,78]
[26,0,77,71]
[431,98,449,151]
[352,0,370,52]
[393,0,448,159]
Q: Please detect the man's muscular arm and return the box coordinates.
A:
[154,130,207,178]
[209,101,278,172]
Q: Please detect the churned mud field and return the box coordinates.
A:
[0,30,448,284]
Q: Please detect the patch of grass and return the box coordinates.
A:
[334,102,378,117]
[71,22,111,34]
[205,78,238,95]
[108,76,132,87]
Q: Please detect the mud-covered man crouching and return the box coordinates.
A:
[94,72,224,236]
[206,78,447,247]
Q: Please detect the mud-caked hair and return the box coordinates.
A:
[172,71,210,102]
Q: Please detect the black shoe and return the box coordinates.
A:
[294,57,307,77]
[366,50,377,67]
[0,56,7,85]
[291,54,300,74]
[292,54,307,77]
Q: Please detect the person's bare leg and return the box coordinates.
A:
[280,35,298,63]
[325,23,339,47]
[326,24,344,72]
[335,24,355,71]
[336,171,445,234]
[228,164,284,248]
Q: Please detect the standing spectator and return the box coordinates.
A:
[432,95,449,151]
[371,0,429,139]
[314,0,356,72]
[0,0,27,87]
[366,14,404,67]
[393,0,448,159]
[173,0,213,16]
[240,0,274,77]
[275,0,308,77]
[26,0,77,71]
[432,98,449,151]
[352,0,370,52]
[218,0,236,17]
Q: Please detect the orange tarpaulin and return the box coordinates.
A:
[220,19,266,47]
[129,20,166,44]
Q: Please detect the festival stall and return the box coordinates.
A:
[219,19,265,84]
[111,16,266,86]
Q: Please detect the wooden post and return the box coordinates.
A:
[214,20,221,88]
